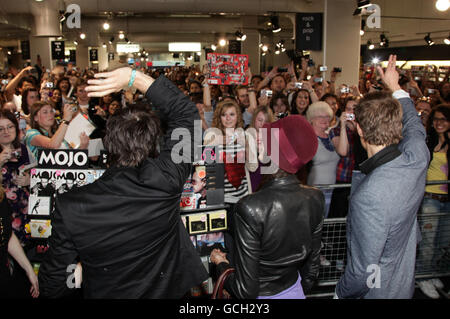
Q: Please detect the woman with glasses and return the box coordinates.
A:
[0,109,32,247]
[24,101,88,161]
[416,104,450,299]
[306,101,350,267]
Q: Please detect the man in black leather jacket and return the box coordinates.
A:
[38,67,208,298]
[210,115,324,298]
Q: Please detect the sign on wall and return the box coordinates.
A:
[295,13,323,51]
[51,41,65,60]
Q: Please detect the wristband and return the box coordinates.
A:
[128,69,136,88]
[61,119,70,125]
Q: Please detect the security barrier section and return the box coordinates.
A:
[306,181,450,298]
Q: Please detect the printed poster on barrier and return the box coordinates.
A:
[180,162,225,211]
[207,53,248,86]
[29,168,105,218]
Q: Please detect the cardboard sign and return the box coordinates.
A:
[28,168,105,221]
[207,53,248,86]
[38,149,89,169]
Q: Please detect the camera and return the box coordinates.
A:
[427,88,436,94]
[314,77,323,83]
[341,87,350,94]
[333,67,342,73]
[277,112,289,119]
[262,89,273,98]
[13,150,21,159]
[45,82,54,89]
[277,67,288,73]
[295,82,303,89]
[346,113,355,121]
[319,66,328,72]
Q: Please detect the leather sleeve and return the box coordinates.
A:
[299,190,324,293]
[222,201,262,299]
[38,197,79,298]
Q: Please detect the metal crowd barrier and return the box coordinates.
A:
[305,180,450,298]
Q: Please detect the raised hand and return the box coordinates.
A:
[86,68,133,97]
[377,54,401,92]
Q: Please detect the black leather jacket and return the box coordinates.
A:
[218,175,324,298]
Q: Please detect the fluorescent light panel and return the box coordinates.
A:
[169,42,201,52]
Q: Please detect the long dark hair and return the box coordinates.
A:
[21,87,39,115]
[426,104,450,189]
[290,89,311,115]
[29,101,58,136]
[0,109,21,151]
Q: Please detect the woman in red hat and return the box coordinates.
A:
[210,115,324,299]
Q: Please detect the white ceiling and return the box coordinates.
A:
[0,0,449,49]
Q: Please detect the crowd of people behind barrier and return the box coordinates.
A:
[0,55,449,298]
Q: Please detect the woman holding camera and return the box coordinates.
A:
[0,110,32,247]
[24,101,89,161]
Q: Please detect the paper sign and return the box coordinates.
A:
[64,113,96,148]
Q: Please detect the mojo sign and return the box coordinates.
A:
[38,149,89,169]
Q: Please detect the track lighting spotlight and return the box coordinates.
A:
[235,31,247,41]
[270,16,281,33]
[424,33,434,46]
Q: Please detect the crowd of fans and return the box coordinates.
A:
[0,55,449,298]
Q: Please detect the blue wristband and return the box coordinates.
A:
[128,69,136,87]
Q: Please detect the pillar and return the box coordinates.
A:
[241,16,261,74]
[322,0,361,87]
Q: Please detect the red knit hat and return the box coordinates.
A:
[262,115,318,173]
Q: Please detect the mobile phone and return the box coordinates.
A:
[45,82,54,89]
[319,66,328,72]
[314,77,323,83]
[278,67,288,73]
[295,82,303,89]
[427,88,435,94]
[333,67,342,73]
[414,76,421,81]
[341,87,350,94]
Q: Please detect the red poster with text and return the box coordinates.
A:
[207,53,248,86]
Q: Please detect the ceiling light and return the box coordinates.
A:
[367,40,375,50]
[235,31,247,41]
[74,40,78,45]
[379,33,389,47]
[80,33,86,39]
[353,0,372,15]
[270,16,281,33]
[424,33,435,46]
[436,0,450,12]
[196,52,202,56]
[262,45,268,52]
[103,22,110,30]
[275,50,280,55]
[211,44,217,51]
[360,19,366,36]
[219,39,227,46]
[119,33,125,40]
[445,35,450,45]
[102,43,106,48]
